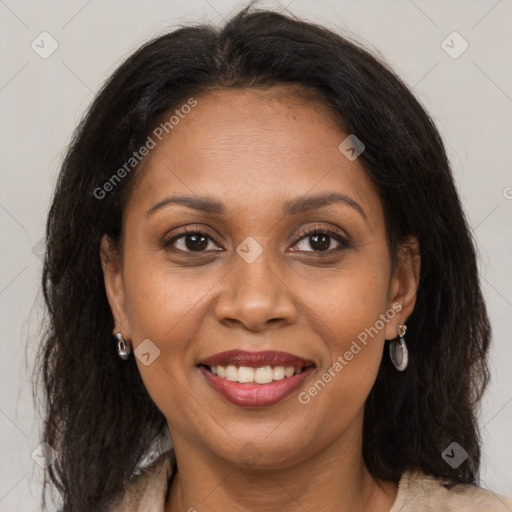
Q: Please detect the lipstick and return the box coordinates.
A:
[198,350,315,407]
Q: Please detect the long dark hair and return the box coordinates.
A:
[35,5,491,511]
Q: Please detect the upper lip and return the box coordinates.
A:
[199,350,315,368]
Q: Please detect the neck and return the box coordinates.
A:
[165,415,397,512]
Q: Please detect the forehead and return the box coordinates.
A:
[126,86,382,226]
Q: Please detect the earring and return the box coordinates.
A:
[116,332,131,360]
[389,324,408,371]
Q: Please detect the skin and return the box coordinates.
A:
[101,85,420,512]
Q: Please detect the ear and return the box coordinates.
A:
[100,234,131,340]
[385,236,421,340]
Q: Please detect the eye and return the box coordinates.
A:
[292,225,350,253]
[163,224,350,254]
[163,227,223,253]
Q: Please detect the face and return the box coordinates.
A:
[102,86,419,469]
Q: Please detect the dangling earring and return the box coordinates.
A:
[116,332,131,360]
[389,324,408,371]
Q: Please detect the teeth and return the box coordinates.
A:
[255,366,273,384]
[208,364,307,384]
[273,366,285,380]
[238,366,254,383]
[225,365,238,382]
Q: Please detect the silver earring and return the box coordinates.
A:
[116,332,131,360]
[389,324,408,371]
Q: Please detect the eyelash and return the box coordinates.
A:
[163,224,350,254]
[297,225,350,251]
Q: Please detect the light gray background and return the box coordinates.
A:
[1,0,511,510]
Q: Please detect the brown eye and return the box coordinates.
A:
[292,226,350,253]
[180,233,210,251]
[163,228,223,253]
[306,233,334,251]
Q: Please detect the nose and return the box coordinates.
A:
[214,250,298,332]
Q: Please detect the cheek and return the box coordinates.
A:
[120,248,228,401]
[120,260,201,414]
[301,255,390,415]
[122,248,216,344]
[310,253,390,351]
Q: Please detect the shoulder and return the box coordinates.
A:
[390,469,512,512]
[105,450,175,512]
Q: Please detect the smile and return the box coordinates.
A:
[198,350,316,407]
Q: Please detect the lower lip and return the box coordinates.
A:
[199,366,315,407]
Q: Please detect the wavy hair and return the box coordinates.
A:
[35,5,491,511]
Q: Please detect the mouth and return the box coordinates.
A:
[197,350,316,407]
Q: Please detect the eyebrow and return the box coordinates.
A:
[146,192,367,221]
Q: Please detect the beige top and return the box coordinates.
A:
[107,450,512,511]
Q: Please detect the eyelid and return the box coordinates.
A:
[162,225,224,250]
[292,224,351,250]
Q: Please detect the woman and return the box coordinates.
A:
[36,5,512,511]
